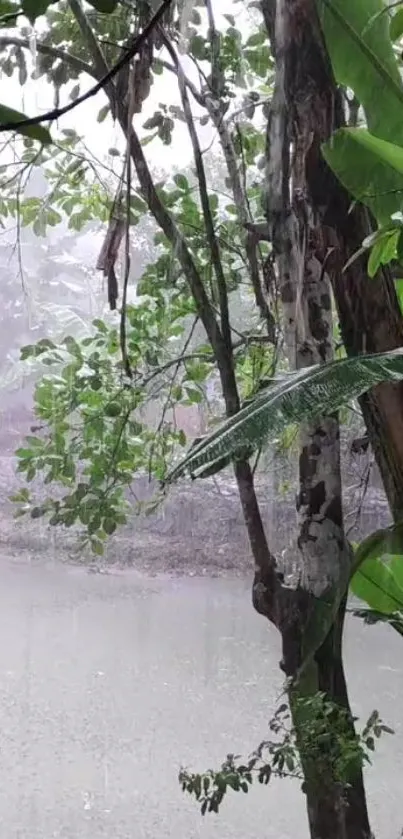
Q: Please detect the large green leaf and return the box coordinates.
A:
[167,349,403,481]
[316,0,403,144]
[352,523,403,574]
[322,128,403,225]
[0,0,19,24]
[0,104,51,145]
[351,524,403,613]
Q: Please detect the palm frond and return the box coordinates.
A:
[167,349,403,481]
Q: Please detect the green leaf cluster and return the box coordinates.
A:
[179,695,392,815]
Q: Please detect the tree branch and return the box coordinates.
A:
[124,118,236,395]
[204,0,224,98]
[163,36,233,361]
[162,43,276,343]
[139,334,274,388]
[77,0,278,595]
[203,2,276,341]
[158,58,206,107]
[0,36,96,79]
[68,0,110,80]
[69,6,230,398]
[68,0,229,382]
[211,106,275,340]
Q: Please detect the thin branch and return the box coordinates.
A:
[158,58,206,106]
[68,0,110,79]
[148,318,199,477]
[139,348,212,388]
[204,0,223,98]
[14,171,26,295]
[163,47,276,343]
[0,147,42,189]
[162,35,233,357]
[0,36,96,79]
[123,117,231,380]
[0,0,173,133]
[119,63,137,379]
[52,143,110,193]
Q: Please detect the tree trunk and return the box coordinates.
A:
[261,0,372,836]
[281,5,403,520]
[324,178,403,520]
[261,0,403,518]
[311,603,371,839]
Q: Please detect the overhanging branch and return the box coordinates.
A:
[0,0,173,133]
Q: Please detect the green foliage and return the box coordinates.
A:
[317,0,403,143]
[235,342,276,401]
[11,290,217,551]
[0,0,19,25]
[168,349,403,481]
[395,278,403,314]
[143,109,174,145]
[318,0,403,275]
[1,0,275,556]
[180,696,392,815]
[0,104,51,144]
[351,524,403,621]
[323,130,403,227]
[0,0,270,246]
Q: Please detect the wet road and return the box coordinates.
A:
[0,557,401,838]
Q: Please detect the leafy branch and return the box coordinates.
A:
[179,697,393,816]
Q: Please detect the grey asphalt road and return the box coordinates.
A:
[0,556,401,839]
